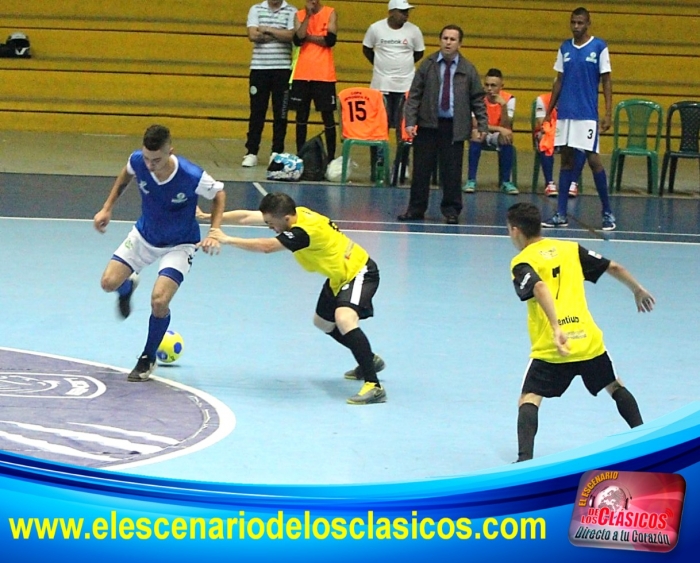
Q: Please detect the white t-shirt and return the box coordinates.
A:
[362,19,425,93]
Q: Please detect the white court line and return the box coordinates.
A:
[252,182,267,196]
[1,215,699,245]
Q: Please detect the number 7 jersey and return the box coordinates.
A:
[510,239,610,362]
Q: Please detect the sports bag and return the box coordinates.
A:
[0,32,31,58]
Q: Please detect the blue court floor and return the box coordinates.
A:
[1,173,700,484]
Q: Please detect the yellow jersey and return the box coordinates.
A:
[277,206,369,295]
[510,239,610,363]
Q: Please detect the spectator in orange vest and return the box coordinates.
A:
[290,0,338,161]
[464,68,518,195]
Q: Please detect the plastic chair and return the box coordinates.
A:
[659,101,700,196]
[338,87,390,187]
[531,98,548,192]
[609,99,663,194]
[530,97,583,193]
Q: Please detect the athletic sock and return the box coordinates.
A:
[573,149,587,179]
[612,387,643,428]
[540,153,554,184]
[517,403,539,462]
[593,169,612,214]
[328,327,351,349]
[467,141,481,180]
[143,313,171,361]
[324,125,336,162]
[556,169,574,215]
[499,145,514,184]
[341,327,378,384]
[116,277,133,297]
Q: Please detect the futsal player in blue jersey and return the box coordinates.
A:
[542,7,616,231]
[94,125,226,382]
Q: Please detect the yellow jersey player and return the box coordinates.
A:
[206,192,385,405]
[506,202,655,462]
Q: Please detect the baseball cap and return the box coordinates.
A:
[388,0,415,10]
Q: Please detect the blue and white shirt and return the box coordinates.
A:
[554,37,611,121]
[127,152,223,247]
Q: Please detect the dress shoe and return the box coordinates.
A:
[445,215,459,225]
[397,211,424,221]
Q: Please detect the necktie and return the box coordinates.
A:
[441,60,452,112]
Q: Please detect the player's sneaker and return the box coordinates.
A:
[602,212,616,231]
[241,154,258,167]
[127,354,156,382]
[117,273,139,319]
[544,182,558,197]
[343,354,386,380]
[541,213,569,228]
[501,181,519,195]
[462,179,476,193]
[568,182,579,198]
[347,382,387,405]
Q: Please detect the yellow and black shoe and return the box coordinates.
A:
[347,382,387,405]
[343,355,385,381]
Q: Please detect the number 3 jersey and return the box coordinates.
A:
[127,151,223,247]
[275,206,369,295]
[554,36,611,121]
[510,239,610,363]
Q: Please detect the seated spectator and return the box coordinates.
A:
[463,68,518,195]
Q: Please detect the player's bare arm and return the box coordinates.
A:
[208,230,285,254]
[199,190,226,255]
[94,167,134,233]
[600,72,613,132]
[605,261,655,313]
[303,9,337,46]
[544,74,563,124]
[197,208,265,226]
[261,26,295,43]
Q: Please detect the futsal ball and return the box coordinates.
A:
[157,330,184,364]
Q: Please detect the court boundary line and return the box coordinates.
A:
[2,215,699,245]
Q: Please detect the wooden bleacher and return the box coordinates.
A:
[0,0,698,149]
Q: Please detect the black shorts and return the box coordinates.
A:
[521,352,616,398]
[289,80,337,112]
[316,258,379,322]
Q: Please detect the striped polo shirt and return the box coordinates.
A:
[247,1,297,70]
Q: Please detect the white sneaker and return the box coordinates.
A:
[544,182,558,197]
[568,182,579,198]
[242,154,258,167]
[269,152,279,165]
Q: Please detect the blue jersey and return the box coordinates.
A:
[128,151,223,247]
[554,37,611,121]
